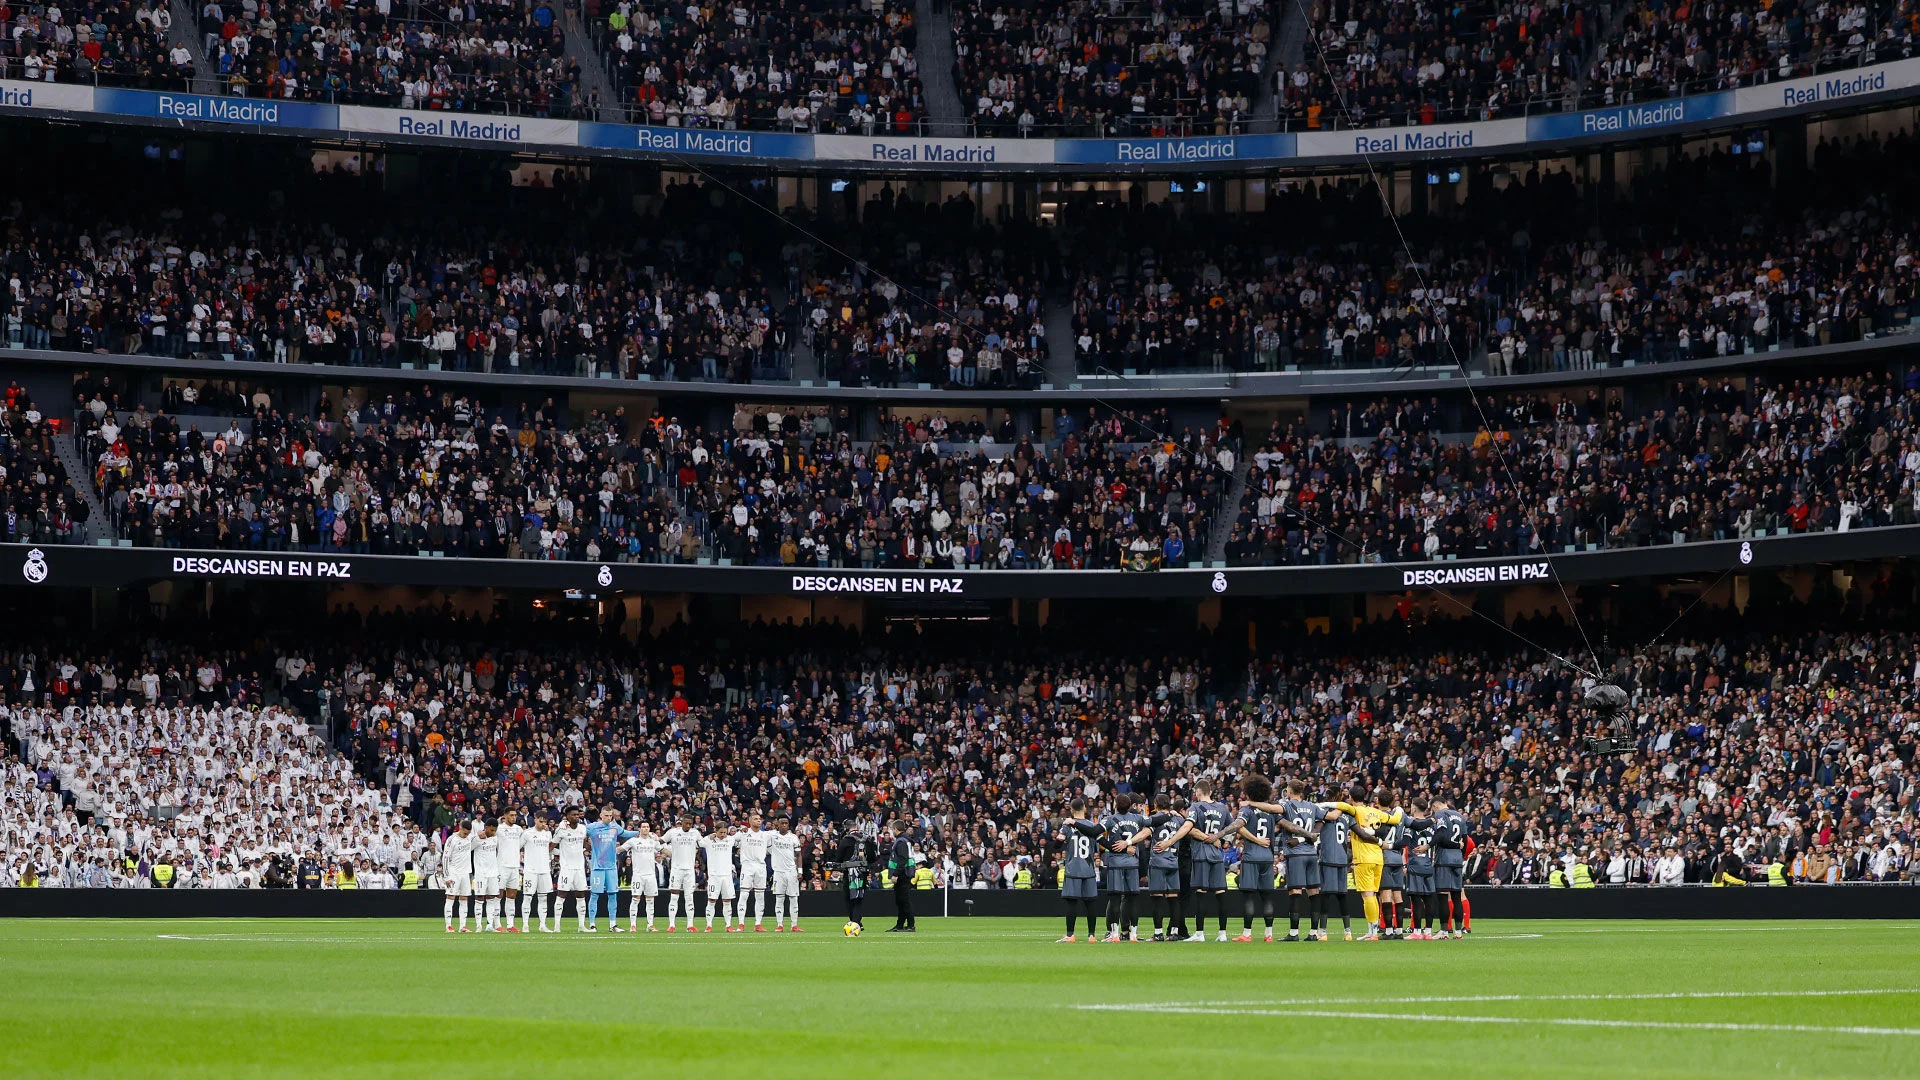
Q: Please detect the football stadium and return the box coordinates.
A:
[2,1,1920,1073]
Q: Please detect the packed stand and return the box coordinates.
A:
[1274,0,1598,129]
[199,0,586,116]
[5,600,1916,890]
[593,0,922,132]
[0,380,92,546]
[1580,0,1918,110]
[67,371,1227,568]
[0,0,188,88]
[953,0,1271,137]
[1224,371,1920,566]
[800,187,1053,389]
[2,681,426,888]
[1069,132,1920,375]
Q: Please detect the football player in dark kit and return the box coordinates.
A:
[1376,787,1411,939]
[1226,775,1280,941]
[1143,793,1186,940]
[1275,778,1327,941]
[1428,800,1472,938]
[1160,780,1233,942]
[1057,799,1104,942]
[1099,794,1151,942]
[1404,818,1438,938]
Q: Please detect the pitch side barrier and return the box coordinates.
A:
[6,526,1917,598]
[2,60,1918,176]
[0,885,1913,919]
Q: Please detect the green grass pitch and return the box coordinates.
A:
[2,918,1917,1078]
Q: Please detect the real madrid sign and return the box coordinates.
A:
[21,548,48,583]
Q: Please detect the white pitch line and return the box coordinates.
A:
[1079,988,1920,1011]
[1077,1005,1920,1038]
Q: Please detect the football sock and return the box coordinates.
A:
[1461,892,1473,930]
[1261,892,1275,929]
[1243,893,1256,930]
[1288,892,1303,932]
[443,897,455,929]
[1065,910,1078,937]
[1216,892,1229,931]
[1150,895,1165,931]
[461,897,472,929]
[1363,893,1380,928]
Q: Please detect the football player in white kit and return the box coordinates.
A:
[554,807,591,931]
[660,813,703,931]
[495,809,526,932]
[521,810,557,932]
[442,819,476,932]
[702,821,740,932]
[736,810,775,931]
[769,815,804,932]
[471,820,502,932]
[620,823,663,932]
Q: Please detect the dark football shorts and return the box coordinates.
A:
[1188,861,1226,890]
[1285,853,1320,890]
[1319,865,1349,894]
[1406,872,1435,896]
[1238,861,1276,891]
[1063,874,1099,900]
[1434,864,1464,891]
[1104,867,1139,894]
[1147,866,1181,892]
[1380,863,1406,891]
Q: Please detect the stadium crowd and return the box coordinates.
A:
[1070,129,1920,374]
[67,368,1229,567]
[951,0,1272,137]
[0,380,91,546]
[1224,369,1920,566]
[4,129,1920,384]
[1578,0,1919,112]
[2,596,1916,890]
[0,0,188,88]
[2,698,425,889]
[593,0,923,132]
[198,0,587,116]
[1274,0,1597,130]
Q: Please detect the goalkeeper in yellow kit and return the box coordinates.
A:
[1326,783,1400,940]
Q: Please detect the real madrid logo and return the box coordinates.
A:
[596,564,614,588]
[1738,541,1753,566]
[21,547,48,584]
[1210,571,1228,594]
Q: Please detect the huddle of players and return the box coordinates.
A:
[1055,776,1473,942]
[439,806,806,933]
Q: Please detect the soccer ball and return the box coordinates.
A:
[842,921,863,937]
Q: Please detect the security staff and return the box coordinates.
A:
[1012,862,1033,889]
[1570,861,1595,888]
[152,860,175,889]
[887,819,917,932]
[912,864,935,890]
[400,864,421,889]
[1765,860,1789,886]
